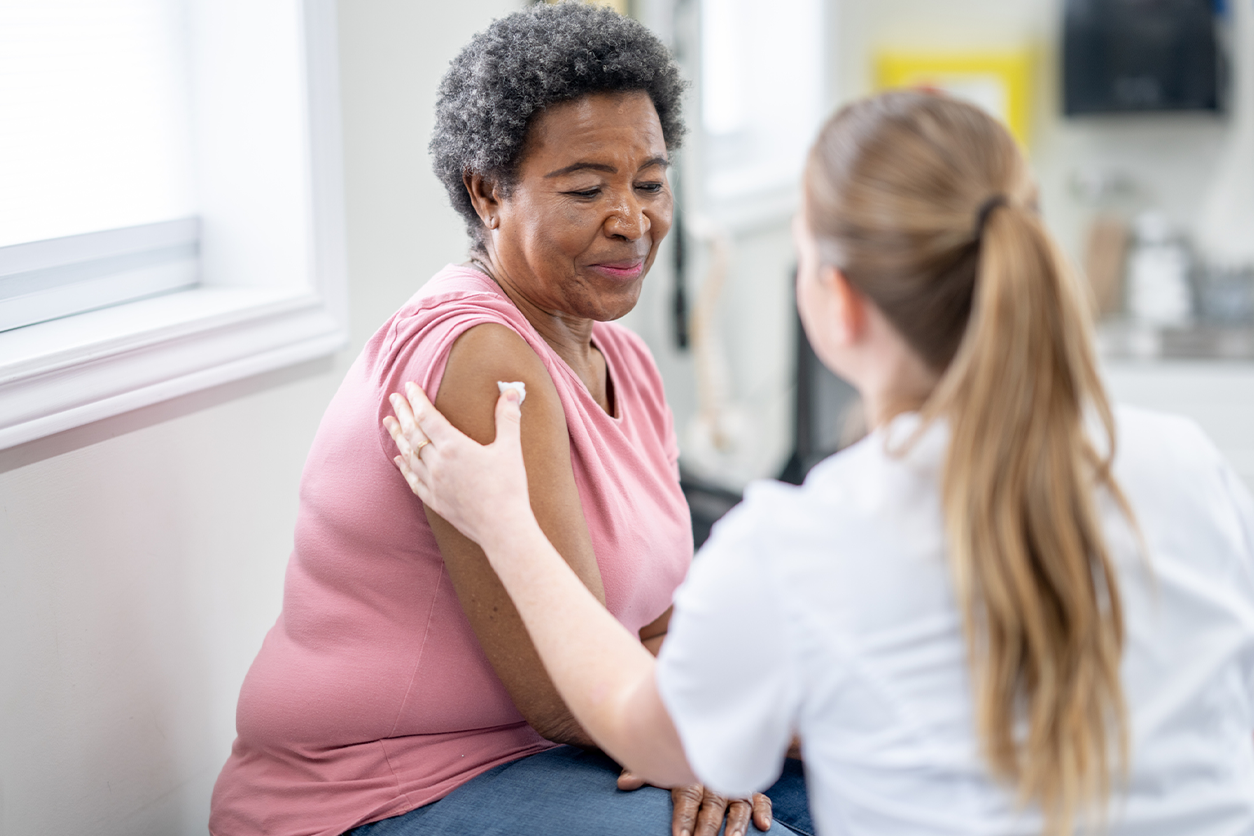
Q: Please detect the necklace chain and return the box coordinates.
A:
[469,256,497,283]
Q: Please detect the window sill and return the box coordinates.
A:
[0,286,346,450]
[0,0,348,452]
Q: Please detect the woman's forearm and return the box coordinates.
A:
[481,515,696,787]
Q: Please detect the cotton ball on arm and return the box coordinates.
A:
[497,381,526,405]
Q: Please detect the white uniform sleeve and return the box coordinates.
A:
[1220,466,1254,572]
[655,491,801,798]
[1217,463,1254,706]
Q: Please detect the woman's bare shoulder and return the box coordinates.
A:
[436,322,566,447]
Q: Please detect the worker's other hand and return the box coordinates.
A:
[617,769,772,836]
[384,381,531,551]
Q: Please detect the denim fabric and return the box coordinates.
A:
[346,746,813,836]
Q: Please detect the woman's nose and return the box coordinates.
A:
[605,195,649,241]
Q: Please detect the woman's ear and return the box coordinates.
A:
[821,264,866,346]
[463,173,502,230]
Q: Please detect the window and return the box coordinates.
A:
[0,0,200,330]
[0,0,347,449]
[0,1,197,246]
[698,0,824,229]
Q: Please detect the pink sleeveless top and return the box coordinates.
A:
[210,265,693,836]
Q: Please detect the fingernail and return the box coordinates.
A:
[389,393,400,405]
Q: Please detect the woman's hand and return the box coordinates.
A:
[385,381,530,554]
[617,770,772,836]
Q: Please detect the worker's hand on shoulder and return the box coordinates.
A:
[387,379,529,552]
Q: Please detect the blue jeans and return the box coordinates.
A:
[346,746,813,836]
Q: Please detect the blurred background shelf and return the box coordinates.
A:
[1097,320,1254,361]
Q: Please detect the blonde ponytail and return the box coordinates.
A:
[805,91,1130,834]
[929,202,1127,833]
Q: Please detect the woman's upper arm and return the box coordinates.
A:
[426,322,604,743]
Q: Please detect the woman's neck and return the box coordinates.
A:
[467,255,596,355]
[466,254,610,412]
[844,307,939,429]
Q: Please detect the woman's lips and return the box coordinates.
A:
[590,259,645,280]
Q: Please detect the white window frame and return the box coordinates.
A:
[0,0,347,450]
[0,219,202,333]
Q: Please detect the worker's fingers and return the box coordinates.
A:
[490,382,523,452]
[385,387,428,461]
[383,413,427,464]
[617,768,648,791]
[400,382,456,447]
[392,453,428,502]
[386,382,533,550]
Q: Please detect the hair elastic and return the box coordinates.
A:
[975,195,1009,238]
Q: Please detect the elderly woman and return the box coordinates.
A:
[208,5,810,836]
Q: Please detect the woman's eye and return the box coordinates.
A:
[636,182,664,194]
[567,188,600,199]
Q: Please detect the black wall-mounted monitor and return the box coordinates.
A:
[1063,0,1226,115]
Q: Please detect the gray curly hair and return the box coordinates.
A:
[430,2,687,250]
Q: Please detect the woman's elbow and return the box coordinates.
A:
[523,701,597,748]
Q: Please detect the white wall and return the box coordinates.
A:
[0,363,332,835]
[0,2,516,833]
[339,0,518,343]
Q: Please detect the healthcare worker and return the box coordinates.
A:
[385,91,1254,836]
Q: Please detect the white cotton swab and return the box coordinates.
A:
[497,381,526,405]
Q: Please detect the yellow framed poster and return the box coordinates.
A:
[875,50,1034,148]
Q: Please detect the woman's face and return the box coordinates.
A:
[486,91,673,322]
